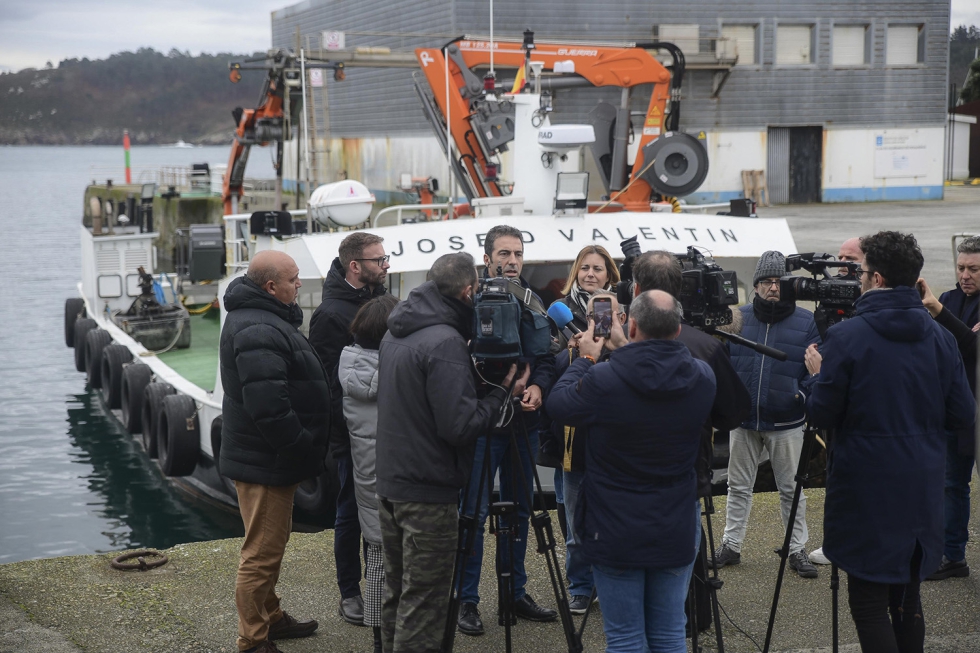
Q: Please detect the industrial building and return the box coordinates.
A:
[271,0,953,203]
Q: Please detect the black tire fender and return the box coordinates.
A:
[141,382,175,458]
[65,298,86,348]
[294,460,340,516]
[158,394,199,477]
[121,364,153,433]
[100,345,132,409]
[85,329,113,388]
[73,319,97,372]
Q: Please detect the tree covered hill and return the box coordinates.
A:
[0,48,265,145]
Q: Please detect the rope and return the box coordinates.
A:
[592,156,658,214]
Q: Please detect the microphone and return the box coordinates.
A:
[548,302,583,334]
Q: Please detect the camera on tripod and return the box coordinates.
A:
[779,253,861,335]
[616,236,739,329]
[471,272,554,384]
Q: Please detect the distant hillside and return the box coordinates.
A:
[0,48,265,145]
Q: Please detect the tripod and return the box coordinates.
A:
[761,424,840,653]
[443,383,584,653]
[689,494,727,653]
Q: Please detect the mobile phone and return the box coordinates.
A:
[592,297,613,339]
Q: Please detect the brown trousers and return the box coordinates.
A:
[234,481,297,651]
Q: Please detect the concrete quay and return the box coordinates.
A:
[3,188,979,652]
[2,487,978,653]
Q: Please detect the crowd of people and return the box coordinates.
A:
[216,228,978,653]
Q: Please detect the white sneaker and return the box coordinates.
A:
[809,546,830,565]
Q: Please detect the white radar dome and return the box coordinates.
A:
[308,180,376,227]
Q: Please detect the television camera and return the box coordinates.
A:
[780,253,862,337]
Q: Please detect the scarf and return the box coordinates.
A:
[752,294,796,324]
[567,281,593,316]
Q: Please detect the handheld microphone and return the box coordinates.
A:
[547,302,583,334]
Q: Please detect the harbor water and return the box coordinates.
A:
[0,145,276,564]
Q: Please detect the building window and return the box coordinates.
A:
[776,24,814,65]
[887,24,925,65]
[833,25,870,66]
[718,24,758,64]
[655,24,701,55]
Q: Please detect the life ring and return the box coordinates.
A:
[141,382,175,458]
[158,394,199,477]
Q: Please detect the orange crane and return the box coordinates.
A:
[414,34,706,212]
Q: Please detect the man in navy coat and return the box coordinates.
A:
[806,231,975,653]
[546,290,715,653]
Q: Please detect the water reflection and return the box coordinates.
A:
[65,390,242,553]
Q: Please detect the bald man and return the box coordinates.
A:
[219,251,329,653]
[546,290,716,652]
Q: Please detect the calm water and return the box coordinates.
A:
[0,145,276,564]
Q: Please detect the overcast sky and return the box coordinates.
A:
[2,0,979,73]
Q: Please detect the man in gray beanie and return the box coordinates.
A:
[710,250,822,578]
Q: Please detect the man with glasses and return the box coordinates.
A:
[711,251,822,579]
[309,231,390,626]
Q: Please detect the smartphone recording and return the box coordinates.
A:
[592,297,613,339]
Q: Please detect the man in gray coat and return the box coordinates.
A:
[375,252,516,653]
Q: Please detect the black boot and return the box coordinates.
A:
[373,626,382,653]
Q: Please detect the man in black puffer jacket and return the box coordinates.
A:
[220,250,328,653]
[308,231,389,625]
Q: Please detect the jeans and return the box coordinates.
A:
[846,544,924,653]
[335,451,364,599]
[943,433,975,562]
[591,502,701,653]
[459,426,539,604]
[723,426,808,554]
[562,469,593,597]
[234,481,298,651]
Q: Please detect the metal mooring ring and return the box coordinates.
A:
[110,549,169,571]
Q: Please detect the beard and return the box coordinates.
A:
[359,267,386,287]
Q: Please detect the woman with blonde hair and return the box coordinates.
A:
[554,245,621,332]
[541,244,621,615]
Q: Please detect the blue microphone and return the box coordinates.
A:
[547,302,582,334]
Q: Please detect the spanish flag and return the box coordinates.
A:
[510,65,526,94]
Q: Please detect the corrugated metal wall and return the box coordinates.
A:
[768,127,790,205]
[271,0,949,137]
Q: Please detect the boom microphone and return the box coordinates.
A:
[547,302,582,334]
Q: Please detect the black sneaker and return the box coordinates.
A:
[709,544,741,570]
[513,593,558,622]
[568,595,593,615]
[926,556,970,581]
[789,550,819,579]
[457,602,484,636]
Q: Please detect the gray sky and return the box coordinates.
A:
[2,0,979,73]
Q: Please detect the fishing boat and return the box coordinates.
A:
[63,36,799,523]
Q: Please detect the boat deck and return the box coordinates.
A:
[156,310,220,391]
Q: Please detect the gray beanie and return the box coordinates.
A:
[753,251,786,285]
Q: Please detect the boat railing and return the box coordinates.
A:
[222,210,309,276]
[372,203,456,228]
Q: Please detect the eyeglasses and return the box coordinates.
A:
[854,268,870,276]
[756,279,780,289]
[355,255,390,266]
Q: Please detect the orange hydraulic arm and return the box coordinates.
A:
[415,38,678,210]
[222,62,288,215]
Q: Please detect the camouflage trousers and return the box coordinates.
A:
[378,498,459,653]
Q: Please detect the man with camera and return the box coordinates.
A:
[806,231,975,652]
[631,252,752,498]
[711,251,821,579]
[456,225,558,635]
[546,290,716,653]
[375,252,517,653]
[309,231,390,626]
